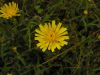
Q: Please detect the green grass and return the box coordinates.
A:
[0,0,100,75]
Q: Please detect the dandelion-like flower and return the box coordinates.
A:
[0,2,20,19]
[35,20,69,52]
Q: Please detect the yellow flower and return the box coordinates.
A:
[88,0,92,2]
[7,73,12,75]
[83,10,88,15]
[0,2,20,19]
[97,34,100,40]
[35,20,69,52]
[12,46,17,53]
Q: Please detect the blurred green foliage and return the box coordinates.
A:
[0,0,100,75]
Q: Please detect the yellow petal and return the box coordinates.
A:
[4,4,8,9]
[60,41,68,46]
[42,42,49,52]
[51,43,56,52]
[44,23,48,28]
[12,2,15,6]
[51,49,55,52]
[57,31,68,37]
[58,36,69,41]
[0,10,4,13]
[55,22,62,32]
[35,29,44,35]
[39,24,44,31]
[0,14,3,17]
[9,2,12,8]
[37,43,42,47]
[35,34,42,37]
[48,43,52,50]
[52,20,56,30]
[42,48,47,52]
[55,43,61,50]
[58,27,67,34]
[40,42,49,51]
[48,23,51,30]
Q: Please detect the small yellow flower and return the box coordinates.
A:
[35,20,69,52]
[0,2,20,19]
[12,47,17,53]
[7,73,12,75]
[83,10,88,15]
[97,34,100,40]
[88,0,92,2]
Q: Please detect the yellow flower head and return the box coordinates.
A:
[97,34,100,40]
[83,10,88,15]
[35,20,69,52]
[12,46,17,53]
[7,73,12,75]
[0,2,20,19]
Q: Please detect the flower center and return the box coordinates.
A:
[47,31,57,43]
[6,9,16,16]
